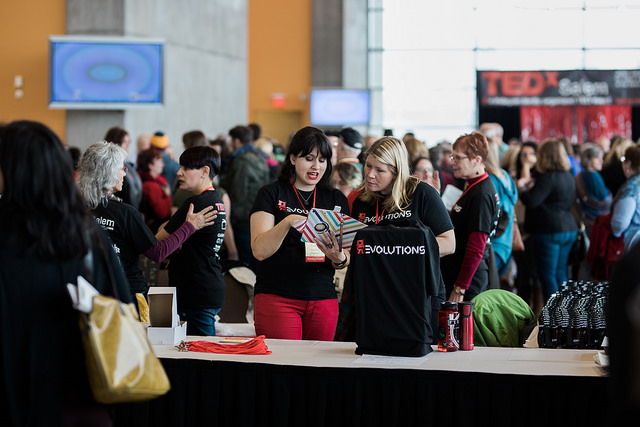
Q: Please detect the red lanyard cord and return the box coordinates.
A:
[451,173,488,212]
[291,180,316,213]
[177,335,272,355]
[375,198,385,224]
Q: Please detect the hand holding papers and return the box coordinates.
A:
[293,208,366,251]
[441,184,463,212]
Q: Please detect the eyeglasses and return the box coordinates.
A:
[449,155,468,163]
[122,165,128,173]
[414,167,433,174]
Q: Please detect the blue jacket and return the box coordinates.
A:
[611,174,640,252]
[489,169,518,265]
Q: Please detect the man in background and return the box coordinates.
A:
[222,125,270,271]
[150,131,180,194]
[336,127,363,172]
[479,122,507,159]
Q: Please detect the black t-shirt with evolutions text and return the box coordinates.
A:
[440,175,499,290]
[164,189,226,309]
[350,181,453,237]
[93,198,157,293]
[250,179,349,300]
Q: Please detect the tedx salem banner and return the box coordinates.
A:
[478,70,640,107]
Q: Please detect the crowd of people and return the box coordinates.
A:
[2,117,640,424]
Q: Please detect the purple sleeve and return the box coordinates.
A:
[143,221,196,262]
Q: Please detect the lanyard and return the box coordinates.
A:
[451,173,488,212]
[201,186,214,194]
[375,198,385,224]
[291,180,316,214]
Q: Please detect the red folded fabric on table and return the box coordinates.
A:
[178,335,272,355]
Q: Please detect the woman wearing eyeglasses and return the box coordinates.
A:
[411,156,440,193]
[440,132,499,302]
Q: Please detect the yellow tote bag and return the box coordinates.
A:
[79,294,170,403]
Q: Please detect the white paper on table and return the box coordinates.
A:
[293,208,366,251]
[441,184,463,211]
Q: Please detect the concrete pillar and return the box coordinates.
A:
[311,0,370,133]
[64,0,248,155]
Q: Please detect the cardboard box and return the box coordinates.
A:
[146,287,187,345]
[147,321,187,346]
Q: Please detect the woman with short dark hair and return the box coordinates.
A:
[157,146,228,336]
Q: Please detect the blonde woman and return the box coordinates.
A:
[346,136,455,342]
[351,136,455,255]
[485,138,518,277]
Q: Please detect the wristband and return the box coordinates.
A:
[333,252,348,268]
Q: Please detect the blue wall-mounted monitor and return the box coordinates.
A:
[49,35,164,109]
[310,89,370,126]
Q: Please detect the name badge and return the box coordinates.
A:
[305,242,325,262]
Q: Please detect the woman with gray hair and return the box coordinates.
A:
[76,141,217,301]
[576,142,612,227]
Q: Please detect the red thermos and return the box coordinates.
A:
[458,301,474,351]
[437,301,459,352]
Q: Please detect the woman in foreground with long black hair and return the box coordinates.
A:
[0,120,130,426]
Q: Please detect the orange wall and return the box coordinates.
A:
[0,0,67,141]
[0,1,308,144]
[248,0,311,125]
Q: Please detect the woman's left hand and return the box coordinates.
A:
[447,289,465,303]
[186,203,218,230]
[315,230,346,264]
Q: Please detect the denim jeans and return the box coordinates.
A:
[531,231,577,302]
[178,307,221,336]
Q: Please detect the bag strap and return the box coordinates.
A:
[85,227,124,307]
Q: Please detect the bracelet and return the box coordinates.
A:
[453,286,466,295]
[333,252,348,269]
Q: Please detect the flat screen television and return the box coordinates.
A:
[309,89,370,126]
[49,35,164,109]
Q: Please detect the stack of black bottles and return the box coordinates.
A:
[538,280,609,349]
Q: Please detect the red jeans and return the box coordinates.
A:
[254,293,338,341]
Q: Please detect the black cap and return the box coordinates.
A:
[339,127,363,150]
